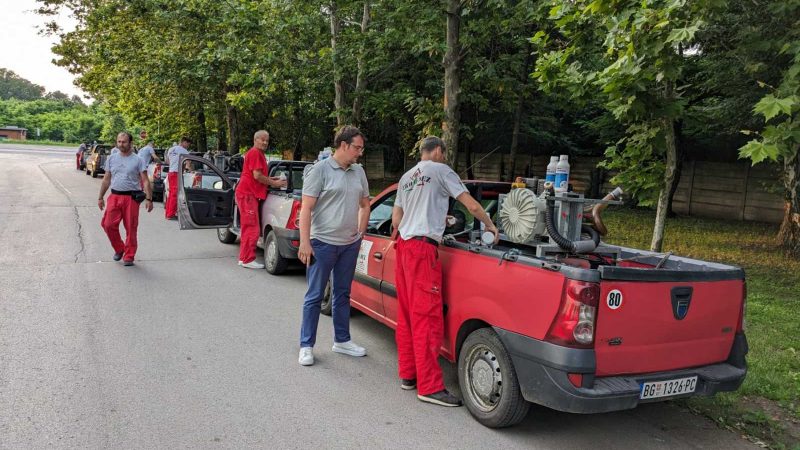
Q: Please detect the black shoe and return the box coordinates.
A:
[417,390,462,407]
[167,216,178,221]
[123,260,135,266]
[400,378,417,390]
[113,252,123,261]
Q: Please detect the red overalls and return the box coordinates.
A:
[236,192,260,263]
[165,171,178,218]
[395,237,445,396]
[101,194,141,262]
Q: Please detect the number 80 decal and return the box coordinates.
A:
[606,289,623,310]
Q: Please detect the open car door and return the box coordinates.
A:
[177,154,235,230]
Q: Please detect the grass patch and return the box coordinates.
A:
[0,139,79,147]
[603,208,800,448]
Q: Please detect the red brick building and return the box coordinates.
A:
[0,126,27,140]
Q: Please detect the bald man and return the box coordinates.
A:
[236,130,287,269]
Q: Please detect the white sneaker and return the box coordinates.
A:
[299,347,314,366]
[332,340,366,357]
[238,260,242,266]
[241,260,265,269]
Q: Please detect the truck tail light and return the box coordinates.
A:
[287,199,302,230]
[737,281,747,333]
[545,280,600,348]
[154,163,162,179]
[191,173,202,188]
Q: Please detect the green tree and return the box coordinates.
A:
[535,0,722,252]
[0,69,45,100]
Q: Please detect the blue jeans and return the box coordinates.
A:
[300,238,361,348]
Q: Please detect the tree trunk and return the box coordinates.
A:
[666,120,685,217]
[195,106,207,154]
[225,101,239,155]
[330,1,345,127]
[352,1,370,127]
[464,139,474,180]
[508,43,533,182]
[651,116,678,253]
[442,0,462,171]
[779,148,800,258]
[217,118,227,153]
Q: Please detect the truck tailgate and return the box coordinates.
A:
[593,269,743,376]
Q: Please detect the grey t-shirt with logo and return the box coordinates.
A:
[303,157,370,246]
[138,145,156,166]
[396,160,468,242]
[167,145,189,172]
[104,152,147,192]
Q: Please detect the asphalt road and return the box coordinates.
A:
[0,143,755,449]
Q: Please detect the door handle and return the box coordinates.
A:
[373,252,383,260]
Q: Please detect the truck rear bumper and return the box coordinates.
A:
[273,227,300,259]
[495,328,747,414]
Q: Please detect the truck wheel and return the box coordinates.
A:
[217,227,237,244]
[85,168,91,176]
[91,168,98,178]
[264,230,288,275]
[320,280,332,316]
[458,328,530,428]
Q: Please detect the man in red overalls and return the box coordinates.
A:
[165,136,191,220]
[391,136,499,407]
[236,130,287,269]
[98,132,154,266]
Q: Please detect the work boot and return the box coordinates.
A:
[113,252,123,261]
[332,340,366,357]
[298,347,314,366]
[417,390,462,407]
[400,379,417,390]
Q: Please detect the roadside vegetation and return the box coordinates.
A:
[603,208,800,449]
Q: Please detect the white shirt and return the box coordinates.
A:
[396,160,468,242]
[138,145,156,166]
[167,145,189,173]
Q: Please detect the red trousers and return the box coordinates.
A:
[236,192,260,263]
[165,172,178,218]
[395,238,445,395]
[101,194,140,262]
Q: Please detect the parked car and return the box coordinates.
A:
[146,148,167,201]
[162,152,209,206]
[324,181,746,428]
[176,154,312,274]
[85,144,112,178]
[76,144,90,170]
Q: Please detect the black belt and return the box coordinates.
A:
[111,189,136,196]
[410,236,439,247]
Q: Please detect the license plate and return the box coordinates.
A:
[639,376,698,400]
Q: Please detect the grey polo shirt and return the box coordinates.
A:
[303,157,370,245]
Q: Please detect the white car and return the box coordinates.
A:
[176,154,311,274]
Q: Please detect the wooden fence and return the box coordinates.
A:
[357,148,786,224]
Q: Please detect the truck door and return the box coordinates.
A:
[350,190,397,318]
[177,155,235,230]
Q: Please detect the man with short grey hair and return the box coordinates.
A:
[297,125,371,366]
[391,135,498,407]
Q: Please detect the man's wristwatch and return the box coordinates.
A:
[146,198,152,201]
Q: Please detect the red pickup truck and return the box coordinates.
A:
[338,181,747,428]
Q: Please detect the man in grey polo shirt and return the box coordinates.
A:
[297,125,371,366]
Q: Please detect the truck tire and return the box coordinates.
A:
[91,168,98,178]
[85,168,91,176]
[320,280,332,316]
[217,227,237,244]
[264,230,288,275]
[458,328,530,428]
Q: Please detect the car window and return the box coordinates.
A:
[450,198,498,233]
[270,163,308,190]
[367,193,396,237]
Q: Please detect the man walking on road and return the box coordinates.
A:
[164,136,191,220]
[98,132,154,266]
[297,126,371,366]
[236,130,287,269]
[391,136,499,407]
